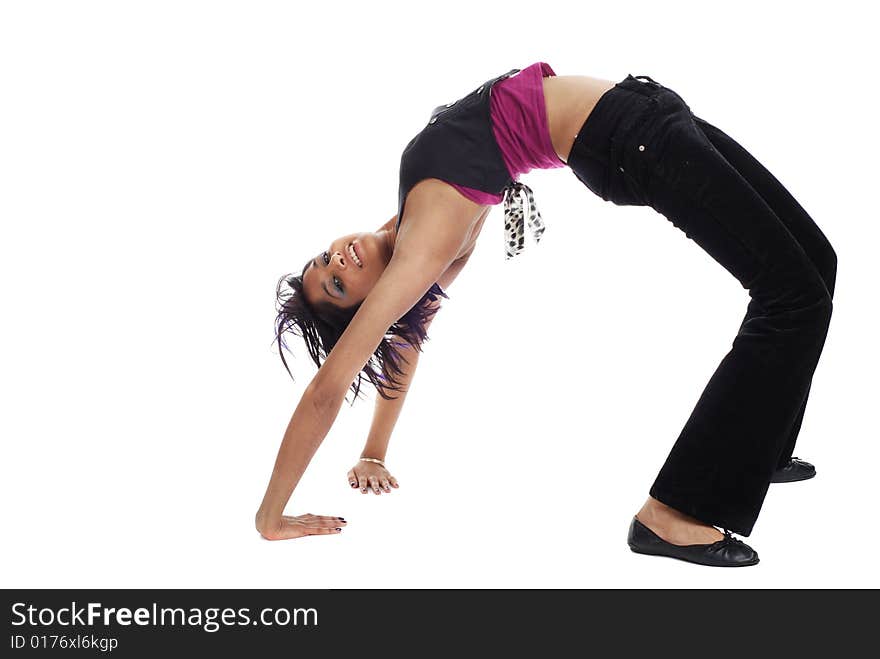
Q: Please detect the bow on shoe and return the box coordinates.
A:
[503,181,545,260]
[721,529,745,545]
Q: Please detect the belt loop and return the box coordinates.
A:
[634,74,661,88]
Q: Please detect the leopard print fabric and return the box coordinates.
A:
[503,181,545,260]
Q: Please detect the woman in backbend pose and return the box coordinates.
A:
[255,62,836,567]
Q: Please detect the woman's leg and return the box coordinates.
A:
[567,76,836,540]
[629,90,835,537]
[690,115,837,469]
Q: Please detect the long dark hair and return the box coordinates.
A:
[272,273,448,405]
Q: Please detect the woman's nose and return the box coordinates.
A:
[331,251,347,269]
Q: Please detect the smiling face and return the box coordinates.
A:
[301,229,397,309]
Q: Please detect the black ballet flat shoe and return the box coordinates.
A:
[771,456,816,483]
[627,517,759,567]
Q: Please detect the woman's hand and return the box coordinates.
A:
[255,512,347,541]
[347,461,399,495]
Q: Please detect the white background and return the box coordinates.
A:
[2,1,877,588]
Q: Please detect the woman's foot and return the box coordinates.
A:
[629,496,759,567]
[771,456,816,483]
[635,496,724,545]
[627,517,759,567]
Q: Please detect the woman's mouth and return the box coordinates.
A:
[347,241,363,268]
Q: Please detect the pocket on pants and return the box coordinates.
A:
[606,98,661,206]
[607,148,649,205]
[630,96,702,207]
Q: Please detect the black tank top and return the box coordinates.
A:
[395,68,521,232]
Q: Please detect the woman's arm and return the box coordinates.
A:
[351,250,474,493]
[361,341,421,461]
[255,383,347,539]
[256,189,476,540]
[346,343,420,494]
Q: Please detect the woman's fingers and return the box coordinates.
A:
[282,514,345,526]
[347,466,398,494]
[304,526,342,536]
[275,518,343,540]
[306,516,347,527]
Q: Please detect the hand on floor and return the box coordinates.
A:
[347,461,399,494]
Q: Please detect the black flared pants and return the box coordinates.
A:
[567,74,837,536]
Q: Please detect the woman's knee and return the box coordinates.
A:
[752,258,833,321]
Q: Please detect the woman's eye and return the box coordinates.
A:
[333,276,343,293]
[322,251,330,265]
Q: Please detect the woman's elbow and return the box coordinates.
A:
[307,377,342,410]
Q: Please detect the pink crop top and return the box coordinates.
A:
[450,62,567,204]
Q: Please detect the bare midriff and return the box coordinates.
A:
[453,74,617,257]
[398,73,619,263]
